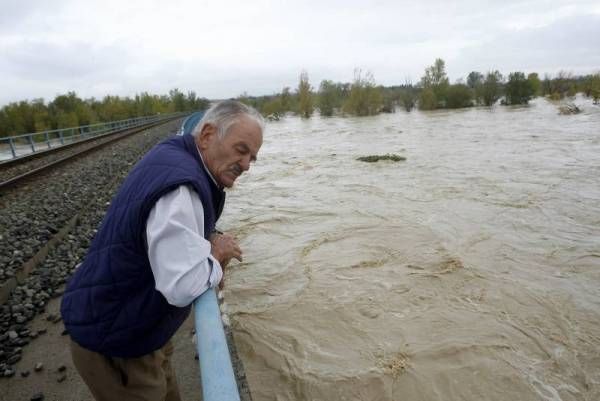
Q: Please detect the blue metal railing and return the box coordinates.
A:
[0,112,187,161]
[194,288,241,401]
[177,111,206,136]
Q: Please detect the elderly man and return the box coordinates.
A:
[61,100,264,401]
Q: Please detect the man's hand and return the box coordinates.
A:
[209,232,243,269]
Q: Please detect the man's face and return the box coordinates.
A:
[196,115,263,188]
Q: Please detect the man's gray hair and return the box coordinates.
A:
[192,100,264,139]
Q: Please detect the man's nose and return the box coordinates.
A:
[240,155,251,171]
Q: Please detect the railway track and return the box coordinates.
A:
[0,116,184,193]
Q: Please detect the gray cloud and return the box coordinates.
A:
[0,0,598,105]
[453,14,600,78]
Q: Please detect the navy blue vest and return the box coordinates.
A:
[61,134,225,357]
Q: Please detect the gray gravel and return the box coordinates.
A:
[0,120,182,282]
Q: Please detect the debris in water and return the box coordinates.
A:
[558,103,581,115]
[379,352,410,378]
[357,154,406,163]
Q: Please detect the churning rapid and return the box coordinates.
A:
[219,97,600,401]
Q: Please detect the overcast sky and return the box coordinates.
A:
[1,0,599,106]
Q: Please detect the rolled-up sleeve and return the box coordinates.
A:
[146,185,223,307]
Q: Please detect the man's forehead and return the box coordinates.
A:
[227,117,263,144]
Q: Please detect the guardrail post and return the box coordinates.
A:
[28,135,35,152]
[9,138,17,158]
[45,132,51,148]
[59,130,65,145]
[194,288,241,401]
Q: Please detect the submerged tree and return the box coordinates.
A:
[419,58,449,108]
[590,73,600,104]
[479,71,503,106]
[446,84,473,108]
[317,80,340,116]
[280,87,293,113]
[527,73,541,96]
[343,69,383,116]
[467,71,484,90]
[504,72,535,105]
[297,70,314,118]
[397,80,416,112]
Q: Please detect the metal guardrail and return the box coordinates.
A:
[178,111,206,136]
[194,288,241,401]
[0,112,186,161]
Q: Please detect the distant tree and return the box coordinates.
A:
[297,70,313,118]
[446,84,473,108]
[280,87,293,112]
[317,80,339,116]
[261,96,284,117]
[418,87,437,110]
[55,110,79,129]
[0,89,210,138]
[381,87,395,113]
[420,58,449,107]
[399,80,416,112]
[551,71,574,99]
[542,74,553,96]
[504,72,534,105]
[467,71,484,89]
[169,89,187,112]
[49,92,88,128]
[343,69,383,116]
[480,71,503,106]
[75,101,97,126]
[31,99,51,132]
[527,73,541,96]
[421,58,449,88]
[590,73,600,104]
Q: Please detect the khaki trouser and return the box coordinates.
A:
[70,339,182,401]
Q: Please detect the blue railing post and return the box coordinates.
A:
[8,138,17,158]
[194,288,241,401]
[28,135,35,152]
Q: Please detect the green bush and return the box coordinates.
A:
[504,72,534,105]
[418,87,437,110]
[342,70,383,116]
[480,71,503,106]
[446,84,473,108]
[400,89,416,111]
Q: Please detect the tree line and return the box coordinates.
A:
[2,61,599,137]
[238,60,600,118]
[0,89,209,138]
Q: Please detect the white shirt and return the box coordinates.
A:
[146,185,223,307]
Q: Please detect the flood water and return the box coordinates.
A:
[219,97,600,401]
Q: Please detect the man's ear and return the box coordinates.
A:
[197,123,217,150]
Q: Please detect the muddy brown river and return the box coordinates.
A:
[219,97,600,401]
